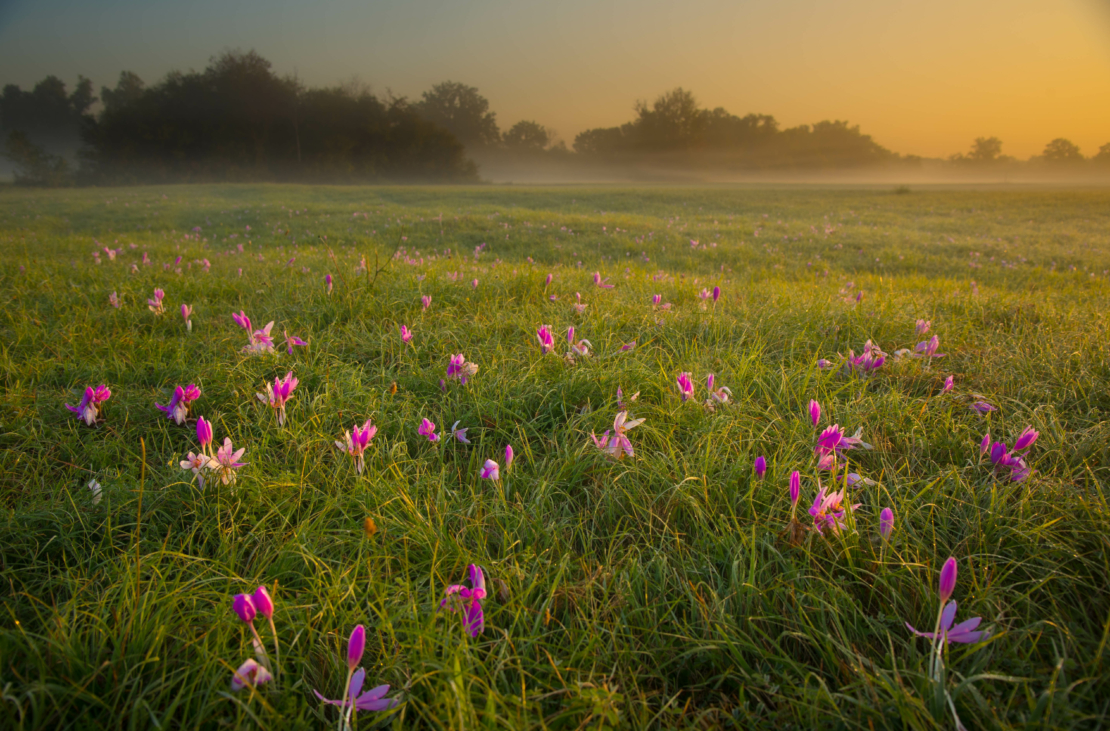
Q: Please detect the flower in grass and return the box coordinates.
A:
[817,358,832,369]
[565,327,591,358]
[915,319,931,336]
[257,372,298,426]
[593,271,614,289]
[942,375,954,393]
[471,278,479,289]
[846,340,886,374]
[814,424,872,459]
[808,399,821,427]
[156,384,201,425]
[446,354,478,384]
[451,421,470,444]
[313,625,399,717]
[652,294,661,307]
[619,341,636,352]
[197,416,213,454]
[980,432,991,455]
[440,565,487,637]
[147,288,165,314]
[336,419,377,474]
[505,445,514,469]
[109,291,121,309]
[231,658,273,692]
[906,600,988,645]
[252,586,274,620]
[573,292,588,314]
[938,556,957,603]
[544,273,553,288]
[808,486,859,534]
[181,304,193,331]
[698,288,711,301]
[400,324,413,344]
[418,418,439,442]
[88,478,103,505]
[676,372,695,402]
[480,459,500,480]
[233,593,257,624]
[789,471,801,506]
[616,387,639,411]
[245,321,275,354]
[283,331,307,354]
[712,285,720,303]
[66,385,111,426]
[1014,426,1039,451]
[537,325,555,354]
[879,507,894,539]
[181,452,208,488]
[211,438,247,486]
[844,472,876,487]
[325,274,333,294]
[915,335,945,359]
[422,294,432,310]
[704,374,731,407]
[969,400,996,414]
[590,411,646,459]
[754,456,767,480]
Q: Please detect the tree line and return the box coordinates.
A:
[3,52,1109,186]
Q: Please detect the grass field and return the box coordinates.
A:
[1,183,1109,730]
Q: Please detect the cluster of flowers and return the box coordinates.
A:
[232,310,307,356]
[179,417,247,489]
[981,426,1038,482]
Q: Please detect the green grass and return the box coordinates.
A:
[1,183,1109,730]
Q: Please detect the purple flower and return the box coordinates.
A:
[451,421,470,444]
[980,432,991,456]
[197,416,213,453]
[252,586,274,620]
[336,419,377,474]
[938,557,957,604]
[212,438,247,485]
[480,459,500,480]
[906,600,987,645]
[544,273,553,287]
[66,385,111,426]
[879,507,894,539]
[505,444,514,469]
[754,456,767,480]
[620,341,636,352]
[915,319,931,336]
[808,486,859,534]
[590,411,646,459]
[676,372,694,402]
[440,564,487,637]
[942,375,954,393]
[1014,426,1038,451]
[537,325,554,354]
[712,285,720,303]
[593,271,614,289]
[846,340,886,374]
[400,324,413,344]
[231,658,273,691]
[915,335,945,359]
[418,418,439,442]
[181,304,193,330]
[156,384,201,425]
[257,372,298,427]
[325,274,333,294]
[789,470,800,505]
[817,358,832,369]
[313,625,400,717]
[969,401,996,414]
[232,310,252,332]
[422,294,432,310]
[147,288,165,315]
[347,625,365,669]
[283,331,307,354]
[652,294,661,306]
[232,594,257,624]
[447,354,478,384]
[808,399,821,428]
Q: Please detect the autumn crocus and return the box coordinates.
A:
[593,271,614,289]
[712,285,720,303]
[231,658,273,692]
[66,385,111,426]
[652,294,661,307]
[915,319,931,336]
[504,445,514,470]
[109,291,121,309]
[421,294,431,310]
[314,625,399,725]
[537,325,554,354]
[197,416,214,455]
[879,507,894,540]
[325,274,333,294]
[789,471,801,518]
[399,324,413,345]
[969,400,996,414]
[246,322,275,354]
[418,418,439,442]
[942,375,954,394]
[336,419,377,474]
[147,288,165,315]
[480,459,500,480]
[257,372,298,427]
[446,354,478,384]
[1014,426,1039,451]
[808,399,821,427]
[907,600,988,646]
[915,334,945,359]
[211,438,247,486]
[181,303,193,331]
[676,372,694,402]
[451,421,470,444]
[440,564,487,637]
[156,384,201,425]
[590,411,646,459]
[754,456,767,480]
[283,331,307,354]
[808,486,859,535]
[705,374,731,407]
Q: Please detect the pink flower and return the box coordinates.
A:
[180,304,193,331]
[969,401,996,414]
[211,437,247,486]
[915,319,931,336]
[440,564,486,637]
[915,335,945,359]
[676,372,694,402]
[283,331,307,354]
[590,411,646,459]
[257,372,298,426]
[504,444,514,469]
[109,291,121,309]
[446,354,478,384]
[66,385,111,426]
[808,399,821,427]
[619,341,636,352]
[156,384,201,425]
[400,324,413,344]
[246,321,275,354]
[422,295,432,310]
[537,325,554,354]
[325,274,333,294]
[652,294,661,307]
[336,420,377,474]
[147,288,165,315]
[906,600,987,645]
[712,285,720,303]
[593,271,614,288]
[418,418,439,442]
[942,375,954,393]
[230,658,273,692]
[481,459,500,480]
[451,421,470,444]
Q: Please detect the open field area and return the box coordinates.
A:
[1,183,1109,729]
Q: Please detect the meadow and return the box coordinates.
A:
[1,183,1109,730]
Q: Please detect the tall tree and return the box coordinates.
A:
[1041,138,1084,163]
[503,120,551,151]
[414,81,500,148]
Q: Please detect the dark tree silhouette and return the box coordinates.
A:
[503,120,551,151]
[1041,138,1084,164]
[3,130,70,186]
[968,137,1003,162]
[414,81,500,148]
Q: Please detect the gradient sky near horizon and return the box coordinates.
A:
[1,0,1108,159]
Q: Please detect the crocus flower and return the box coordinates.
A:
[590,411,646,459]
[66,385,111,426]
[446,354,478,385]
[815,424,873,458]
[537,325,554,354]
[418,418,439,442]
[399,324,413,344]
[1014,426,1039,451]
[568,336,592,358]
[197,416,213,454]
[808,399,821,427]
[180,452,208,488]
[471,278,478,289]
[652,294,661,306]
[480,459,500,480]
[505,445,514,469]
[808,486,860,534]
[156,384,201,425]
[232,594,257,624]
[915,335,945,359]
[593,271,614,288]
[712,285,720,303]
[252,586,274,620]
[915,319,931,336]
[451,421,470,444]
[231,658,273,692]
[970,401,996,414]
[544,273,553,288]
[942,375,954,393]
[938,557,957,604]
[619,341,636,352]
[147,288,165,315]
[754,456,767,480]
[181,303,193,331]
[347,625,365,669]
[846,340,886,374]
[283,331,307,354]
[817,358,832,369]
[676,372,694,402]
[246,321,276,354]
[257,372,298,426]
[422,294,432,310]
[440,564,487,637]
[325,274,333,294]
[109,292,121,309]
[88,478,103,505]
[336,419,377,474]
[313,625,399,719]
[906,600,988,645]
[232,310,252,333]
[698,288,711,300]
[211,438,247,485]
[879,507,894,539]
[789,471,800,506]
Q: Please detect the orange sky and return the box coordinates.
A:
[1,0,1108,158]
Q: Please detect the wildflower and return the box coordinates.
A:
[879,507,894,539]
[754,456,767,480]
[846,340,885,374]
[451,421,470,444]
[676,372,694,402]
[325,274,333,294]
[815,424,873,458]
[942,375,954,393]
[147,288,165,314]
[906,600,988,645]
[915,319,931,335]
[652,294,661,306]
[197,416,214,455]
[619,341,636,352]
[246,321,276,354]
[257,372,298,427]
[1014,426,1039,451]
[593,271,614,288]
[211,438,247,486]
[808,399,821,427]
[915,334,945,359]
[844,472,876,487]
[817,358,832,369]
[969,401,996,414]
[568,337,592,358]
[283,331,307,354]
[181,304,193,331]
[180,452,208,488]
[705,373,731,406]
[422,294,431,310]
[400,324,413,344]
[418,418,439,442]
[712,285,720,302]
[440,564,487,637]
[471,278,478,289]
[446,354,478,384]
[537,325,554,354]
[505,445,514,469]
[232,594,257,624]
[480,459,500,480]
[156,384,201,425]
[590,411,646,459]
[231,658,273,692]
[66,385,110,426]
[616,387,639,411]
[336,419,377,474]
[698,288,711,300]
[109,291,121,309]
[544,273,553,288]
[88,478,102,505]
[313,625,400,721]
[938,556,957,603]
[808,486,859,534]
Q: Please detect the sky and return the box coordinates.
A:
[1,0,1108,159]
